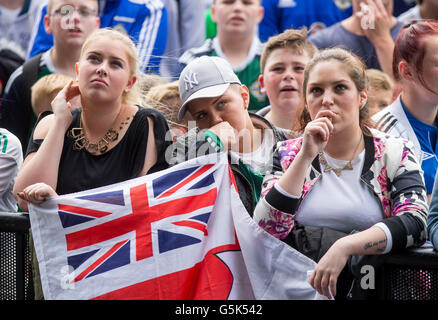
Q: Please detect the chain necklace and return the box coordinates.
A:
[318,134,363,177]
[68,108,129,155]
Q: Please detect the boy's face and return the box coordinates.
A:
[187,85,249,132]
[259,47,310,112]
[44,0,100,48]
[211,0,264,36]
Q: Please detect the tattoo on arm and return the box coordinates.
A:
[363,239,387,252]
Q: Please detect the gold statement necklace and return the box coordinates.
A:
[68,107,130,155]
[318,134,363,177]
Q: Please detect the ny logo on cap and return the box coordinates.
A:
[184,70,199,90]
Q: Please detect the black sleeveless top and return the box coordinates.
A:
[27,107,170,195]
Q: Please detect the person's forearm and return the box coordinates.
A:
[13,121,66,194]
[335,226,387,256]
[373,37,395,79]
[277,151,314,197]
[310,225,388,299]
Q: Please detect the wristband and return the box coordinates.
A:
[203,130,224,152]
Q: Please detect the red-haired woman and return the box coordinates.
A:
[373,20,438,200]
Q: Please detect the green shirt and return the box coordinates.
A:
[202,130,263,205]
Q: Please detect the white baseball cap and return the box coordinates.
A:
[178,56,241,121]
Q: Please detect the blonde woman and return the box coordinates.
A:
[14,28,170,209]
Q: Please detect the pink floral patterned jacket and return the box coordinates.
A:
[253,129,428,251]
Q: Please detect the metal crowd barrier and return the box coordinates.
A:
[0,212,34,300]
[1,211,438,300]
[379,246,438,300]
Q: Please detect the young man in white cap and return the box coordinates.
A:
[170,55,288,215]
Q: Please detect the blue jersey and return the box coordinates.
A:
[401,100,438,194]
[259,0,352,42]
[27,0,168,74]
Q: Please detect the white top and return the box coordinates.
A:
[295,150,384,233]
[0,128,23,212]
[0,0,43,53]
[273,148,394,253]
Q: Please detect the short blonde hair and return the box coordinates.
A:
[260,28,318,74]
[143,81,186,128]
[138,72,167,95]
[80,28,141,105]
[366,69,394,92]
[31,73,73,115]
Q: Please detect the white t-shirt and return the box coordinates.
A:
[213,36,262,72]
[295,150,383,233]
[274,149,394,253]
[0,128,23,212]
[229,128,275,174]
[0,0,43,53]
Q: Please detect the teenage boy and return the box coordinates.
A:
[0,0,100,151]
[178,0,268,112]
[257,28,318,137]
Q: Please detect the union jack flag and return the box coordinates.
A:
[57,163,218,285]
[29,154,322,300]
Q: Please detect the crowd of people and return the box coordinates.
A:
[1,0,438,300]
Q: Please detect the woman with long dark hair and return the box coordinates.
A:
[254,48,428,299]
